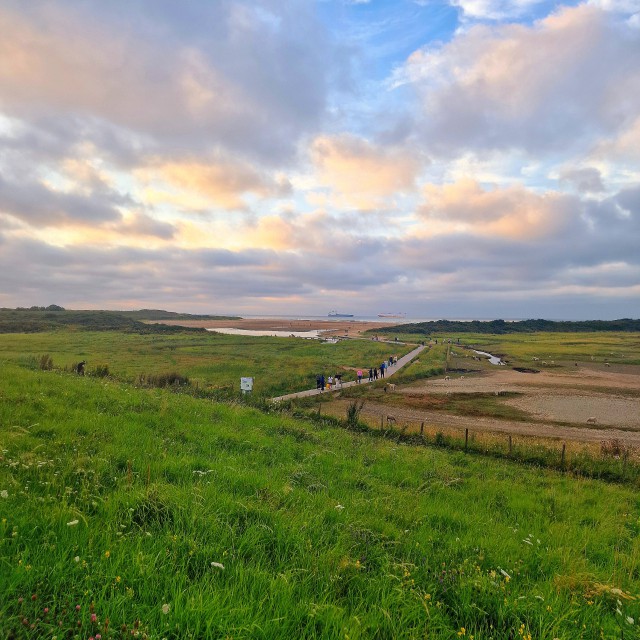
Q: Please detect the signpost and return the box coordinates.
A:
[240,377,254,394]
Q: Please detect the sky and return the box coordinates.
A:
[1,0,639,320]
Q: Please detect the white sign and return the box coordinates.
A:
[240,377,254,392]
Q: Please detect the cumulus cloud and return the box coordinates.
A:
[0,1,338,163]
[137,158,292,212]
[394,4,640,157]
[418,179,577,239]
[449,0,548,21]
[310,134,421,209]
[557,167,606,193]
[0,173,123,228]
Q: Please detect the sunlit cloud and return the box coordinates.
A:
[310,134,421,209]
[418,179,577,239]
[0,0,638,318]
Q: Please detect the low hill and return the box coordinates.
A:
[0,363,637,638]
[0,308,225,334]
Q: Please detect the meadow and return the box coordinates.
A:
[2,326,640,638]
[0,330,409,397]
[1,358,640,638]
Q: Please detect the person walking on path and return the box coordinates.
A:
[320,374,325,391]
[357,369,363,384]
[380,362,386,378]
[373,367,378,380]
[368,367,373,382]
[316,375,322,391]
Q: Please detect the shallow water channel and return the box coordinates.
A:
[206,327,322,339]
[472,349,505,365]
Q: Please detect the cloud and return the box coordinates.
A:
[448,0,548,21]
[0,1,340,163]
[0,173,123,228]
[394,4,640,157]
[137,158,291,212]
[557,167,606,193]
[418,178,577,239]
[310,134,421,209]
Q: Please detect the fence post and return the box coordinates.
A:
[381,415,384,430]
[561,443,566,468]
[508,435,512,455]
[420,421,424,435]
[465,428,469,451]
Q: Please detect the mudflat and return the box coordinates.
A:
[150,318,399,336]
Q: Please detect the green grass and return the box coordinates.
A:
[1,363,639,639]
[377,332,640,369]
[0,330,412,397]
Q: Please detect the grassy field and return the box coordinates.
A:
[371,331,640,369]
[0,330,411,397]
[1,362,640,639]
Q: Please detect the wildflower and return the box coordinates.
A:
[67,520,79,526]
[162,603,171,615]
[116,576,121,583]
[104,550,110,558]
[627,617,635,625]
[457,628,466,636]
[76,605,81,611]
[211,561,225,569]
[74,556,80,562]
[1,490,8,498]
[335,504,345,510]
[91,613,98,623]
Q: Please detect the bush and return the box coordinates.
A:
[92,364,110,378]
[39,354,53,370]
[345,400,365,429]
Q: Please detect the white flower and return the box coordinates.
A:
[74,556,80,563]
[67,519,79,526]
[0,490,8,498]
[161,603,170,615]
[335,504,345,510]
[627,616,635,625]
[210,562,225,570]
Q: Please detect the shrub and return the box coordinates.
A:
[345,400,365,429]
[92,363,110,378]
[39,354,53,370]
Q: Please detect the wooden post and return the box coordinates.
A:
[561,443,566,468]
[420,421,424,435]
[465,428,469,451]
[508,435,512,455]
[381,415,384,430]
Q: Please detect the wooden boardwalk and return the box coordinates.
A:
[271,344,425,402]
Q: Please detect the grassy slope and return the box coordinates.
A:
[1,364,639,639]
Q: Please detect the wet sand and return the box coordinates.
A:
[149,318,400,336]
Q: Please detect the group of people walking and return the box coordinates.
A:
[316,356,397,392]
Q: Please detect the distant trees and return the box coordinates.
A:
[384,318,640,335]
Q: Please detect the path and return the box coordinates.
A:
[271,344,425,402]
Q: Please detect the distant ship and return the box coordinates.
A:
[328,310,354,317]
[378,312,406,318]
